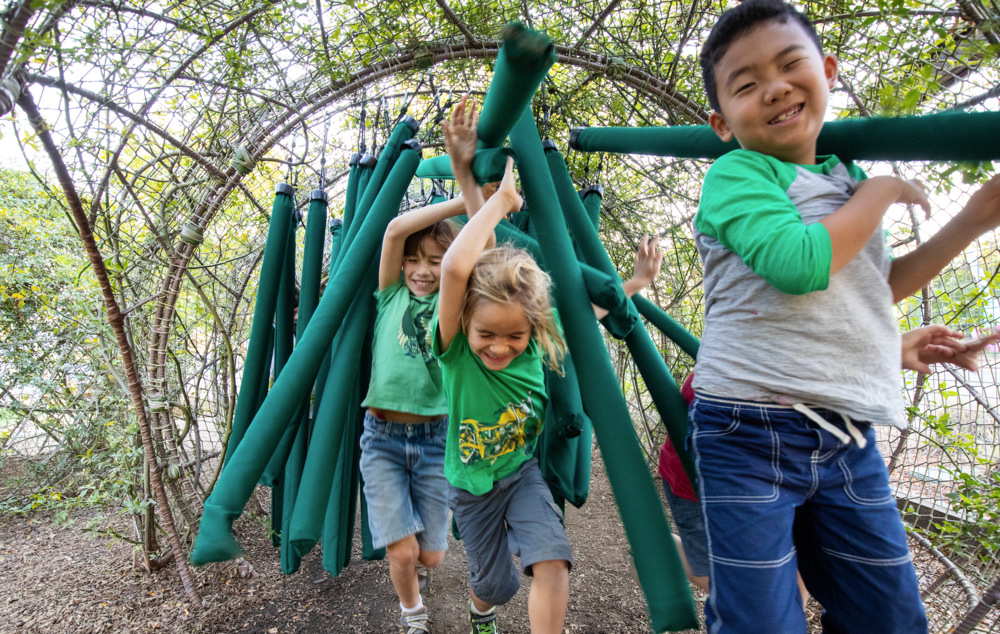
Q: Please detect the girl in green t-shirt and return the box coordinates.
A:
[360,95,500,634]
[436,157,572,634]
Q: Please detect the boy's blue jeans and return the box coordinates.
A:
[691,393,928,634]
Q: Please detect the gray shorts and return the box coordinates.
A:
[449,458,573,605]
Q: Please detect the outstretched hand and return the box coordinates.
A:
[632,234,663,287]
[495,157,522,213]
[901,325,999,373]
[442,94,479,175]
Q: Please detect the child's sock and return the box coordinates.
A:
[401,595,424,614]
[469,601,494,615]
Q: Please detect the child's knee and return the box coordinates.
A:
[529,559,569,579]
[418,549,445,569]
[386,536,420,567]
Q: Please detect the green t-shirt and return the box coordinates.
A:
[361,277,447,416]
[432,319,548,495]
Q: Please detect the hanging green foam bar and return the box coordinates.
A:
[537,354,592,508]
[190,147,421,566]
[631,295,699,360]
[415,148,518,184]
[569,110,1000,161]
[580,186,602,231]
[476,23,556,149]
[546,146,698,491]
[223,186,295,465]
[510,109,696,632]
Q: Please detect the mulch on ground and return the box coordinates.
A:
[1,449,829,634]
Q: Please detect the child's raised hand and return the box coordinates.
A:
[949,330,1000,372]
[442,94,479,174]
[965,173,1000,230]
[633,234,663,286]
[901,325,999,373]
[496,157,522,213]
[898,179,931,215]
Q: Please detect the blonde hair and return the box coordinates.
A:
[460,244,567,373]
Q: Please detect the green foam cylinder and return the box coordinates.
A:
[415,148,517,184]
[190,149,420,566]
[224,189,295,465]
[510,109,697,632]
[546,147,698,492]
[579,262,637,340]
[476,23,556,149]
[570,110,1000,161]
[538,354,592,508]
[632,295,700,361]
[581,188,601,231]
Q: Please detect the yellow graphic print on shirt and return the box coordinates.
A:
[458,396,541,466]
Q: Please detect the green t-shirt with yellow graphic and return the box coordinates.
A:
[361,277,447,416]
[432,318,548,495]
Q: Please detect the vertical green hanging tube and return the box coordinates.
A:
[581,186,602,231]
[476,23,556,149]
[190,147,421,566]
[224,185,296,465]
[545,147,698,490]
[510,109,696,632]
[286,144,421,560]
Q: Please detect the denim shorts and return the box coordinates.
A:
[691,393,927,634]
[449,458,573,606]
[662,478,710,578]
[358,412,450,552]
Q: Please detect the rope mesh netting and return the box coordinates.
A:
[1,0,999,627]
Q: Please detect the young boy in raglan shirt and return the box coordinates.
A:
[691,1,1000,632]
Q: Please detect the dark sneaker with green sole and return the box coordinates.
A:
[469,603,498,634]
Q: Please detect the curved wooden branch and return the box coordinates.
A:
[0,0,35,78]
[16,87,202,607]
[435,0,478,43]
[27,73,227,180]
[573,0,622,50]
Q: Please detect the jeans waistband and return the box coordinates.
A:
[364,411,447,439]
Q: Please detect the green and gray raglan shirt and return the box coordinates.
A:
[692,149,906,428]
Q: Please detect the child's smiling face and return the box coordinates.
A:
[402,235,446,297]
[708,19,837,165]
[467,300,532,371]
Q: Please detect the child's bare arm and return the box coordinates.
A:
[889,174,1000,302]
[378,197,466,291]
[901,325,1000,373]
[821,176,929,277]
[441,95,498,250]
[438,158,521,352]
[593,235,663,319]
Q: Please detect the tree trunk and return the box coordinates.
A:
[17,89,202,606]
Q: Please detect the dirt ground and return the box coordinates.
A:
[0,452,825,634]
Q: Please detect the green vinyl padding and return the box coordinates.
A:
[224,189,295,465]
[546,147,698,492]
[510,109,697,632]
[415,148,518,184]
[632,295,700,360]
[190,147,420,566]
[572,110,1000,161]
[342,164,361,234]
[453,213,544,265]
[476,23,556,149]
[538,353,592,508]
[578,261,637,340]
[280,408,309,573]
[320,278,376,574]
[581,189,601,231]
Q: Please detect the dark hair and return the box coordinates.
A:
[403,219,459,258]
[700,0,822,111]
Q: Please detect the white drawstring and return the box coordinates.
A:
[792,403,866,448]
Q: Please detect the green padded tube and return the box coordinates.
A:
[581,189,601,231]
[271,477,282,547]
[224,189,295,465]
[334,121,416,274]
[476,23,556,149]
[510,109,697,632]
[280,409,309,574]
[537,353,592,508]
[190,149,420,566]
[349,313,376,564]
[546,147,698,492]
[572,110,1000,161]
[579,262,637,340]
[342,163,361,234]
[260,223,301,488]
[632,295,700,360]
[415,148,518,184]
[453,214,545,265]
[349,168,370,234]
[318,280,376,573]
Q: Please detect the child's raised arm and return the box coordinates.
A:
[441,95,498,250]
[378,196,466,292]
[593,234,663,319]
[888,174,1000,302]
[437,158,521,352]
